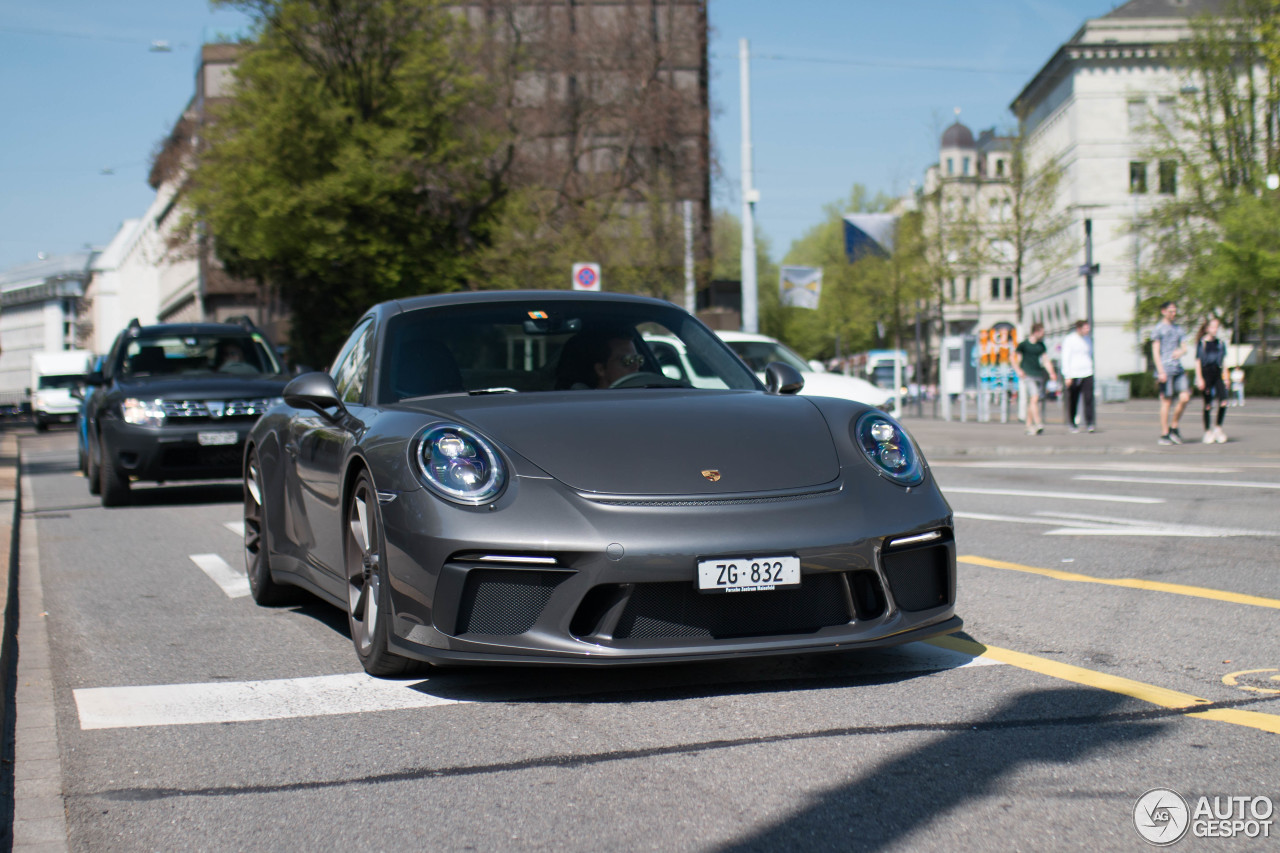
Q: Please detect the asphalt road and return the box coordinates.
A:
[10,415,1280,852]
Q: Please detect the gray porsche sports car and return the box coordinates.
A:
[244,291,959,675]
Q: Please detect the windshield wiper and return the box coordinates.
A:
[469,387,518,395]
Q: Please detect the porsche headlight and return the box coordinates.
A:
[414,424,506,505]
[122,398,166,428]
[854,412,924,486]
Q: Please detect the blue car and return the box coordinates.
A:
[77,355,105,475]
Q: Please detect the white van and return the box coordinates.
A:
[30,350,93,431]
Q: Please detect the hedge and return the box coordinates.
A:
[1119,362,1280,398]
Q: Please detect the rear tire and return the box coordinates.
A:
[244,450,292,606]
[345,470,419,677]
[99,435,131,507]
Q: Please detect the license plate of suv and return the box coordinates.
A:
[697,556,800,593]
[197,431,238,446]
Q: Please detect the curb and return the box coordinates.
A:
[0,429,21,844]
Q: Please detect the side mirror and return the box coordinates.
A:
[284,372,348,421]
[86,371,105,386]
[764,362,805,395]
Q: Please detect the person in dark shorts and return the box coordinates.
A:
[1014,322,1057,435]
[1194,316,1231,443]
[1151,301,1191,445]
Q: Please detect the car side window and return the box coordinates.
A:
[330,319,374,405]
[649,341,687,382]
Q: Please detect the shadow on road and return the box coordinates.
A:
[715,687,1161,853]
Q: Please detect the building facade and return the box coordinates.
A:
[128,3,710,361]
[920,119,1020,344]
[0,253,94,400]
[1012,0,1223,381]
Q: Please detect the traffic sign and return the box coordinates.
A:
[572,262,601,291]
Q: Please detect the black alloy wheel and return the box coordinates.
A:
[345,470,417,677]
[244,450,291,606]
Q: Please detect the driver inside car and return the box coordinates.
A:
[555,327,642,389]
[596,337,642,387]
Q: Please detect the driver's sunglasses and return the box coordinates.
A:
[614,354,644,368]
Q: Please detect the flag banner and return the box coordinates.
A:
[779,266,823,309]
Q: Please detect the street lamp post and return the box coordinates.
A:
[1079,219,1100,384]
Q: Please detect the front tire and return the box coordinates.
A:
[87,431,102,496]
[99,435,131,507]
[345,471,417,677]
[244,450,292,606]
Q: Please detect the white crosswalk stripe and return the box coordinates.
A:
[71,643,1001,730]
[189,553,250,598]
[943,486,1162,504]
[74,673,463,730]
[954,510,1275,538]
[1075,475,1280,490]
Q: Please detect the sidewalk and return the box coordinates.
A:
[898,397,1280,459]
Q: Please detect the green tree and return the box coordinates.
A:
[990,125,1073,319]
[187,0,515,366]
[779,185,928,362]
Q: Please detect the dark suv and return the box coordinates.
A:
[84,318,290,507]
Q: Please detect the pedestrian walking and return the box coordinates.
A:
[1231,366,1246,406]
[1194,317,1230,443]
[1014,322,1057,435]
[1151,301,1191,445]
[1061,319,1095,432]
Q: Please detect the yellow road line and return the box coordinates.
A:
[929,635,1280,735]
[959,554,1280,610]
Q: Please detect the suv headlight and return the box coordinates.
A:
[853,412,924,486]
[414,424,506,505]
[122,398,166,428]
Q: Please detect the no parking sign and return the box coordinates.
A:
[572,262,601,292]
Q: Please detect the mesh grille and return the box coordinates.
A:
[611,573,850,640]
[455,569,566,636]
[160,399,275,420]
[882,545,951,612]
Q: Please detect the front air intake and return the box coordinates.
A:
[881,536,954,612]
[454,569,566,636]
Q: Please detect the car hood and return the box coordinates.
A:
[111,375,290,398]
[411,390,841,495]
[795,371,892,405]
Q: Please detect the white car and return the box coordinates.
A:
[716,331,895,411]
[643,331,894,410]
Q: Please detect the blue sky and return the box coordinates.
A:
[0,0,1122,273]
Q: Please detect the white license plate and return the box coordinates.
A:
[197,430,238,446]
[697,556,800,593]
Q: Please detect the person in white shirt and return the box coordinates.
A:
[1060,319,1095,433]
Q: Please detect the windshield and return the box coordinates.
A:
[37,374,85,391]
[378,300,760,402]
[119,333,283,378]
[723,339,812,373]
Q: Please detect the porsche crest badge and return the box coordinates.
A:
[701,469,721,482]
